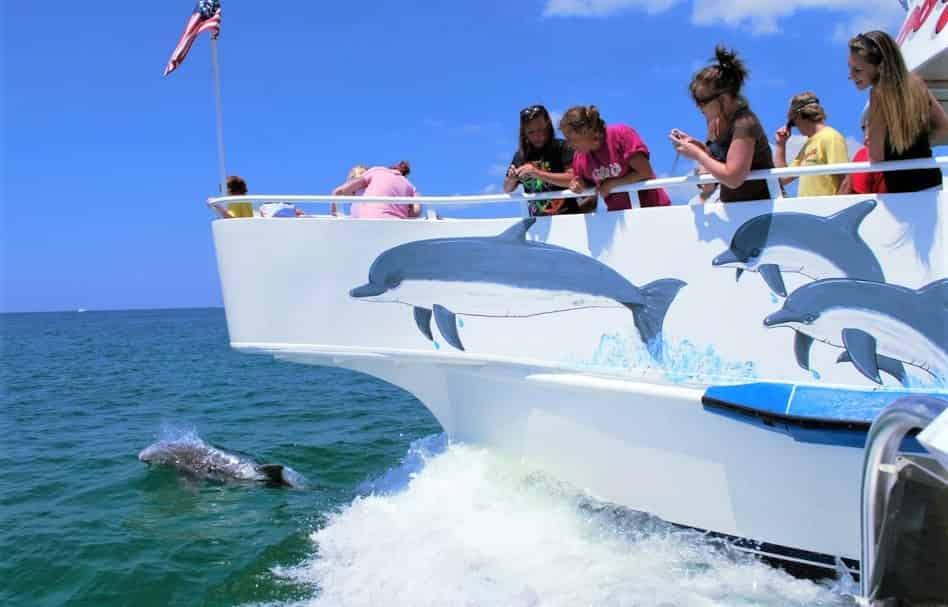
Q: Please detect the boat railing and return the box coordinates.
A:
[860,395,948,602]
[207,155,948,215]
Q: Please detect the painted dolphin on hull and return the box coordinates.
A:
[138,438,303,488]
[349,218,686,359]
[713,200,884,297]
[763,278,948,386]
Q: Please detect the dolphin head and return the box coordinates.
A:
[349,249,405,299]
[714,214,773,279]
[763,286,823,329]
[138,441,183,466]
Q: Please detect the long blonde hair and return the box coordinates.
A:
[849,30,930,154]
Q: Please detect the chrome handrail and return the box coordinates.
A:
[208,155,948,209]
[860,395,948,601]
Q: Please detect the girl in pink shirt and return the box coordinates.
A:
[558,106,670,211]
[332,161,421,219]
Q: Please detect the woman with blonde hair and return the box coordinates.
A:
[669,46,775,202]
[848,30,948,192]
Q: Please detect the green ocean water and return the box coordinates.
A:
[1,308,856,607]
[1,309,439,606]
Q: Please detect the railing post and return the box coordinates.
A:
[767,177,783,201]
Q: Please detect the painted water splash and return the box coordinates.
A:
[572,330,758,385]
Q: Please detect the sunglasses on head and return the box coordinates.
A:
[520,105,546,120]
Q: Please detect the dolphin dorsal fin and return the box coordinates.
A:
[496,218,536,242]
[827,200,876,236]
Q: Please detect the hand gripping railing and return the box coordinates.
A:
[860,395,948,602]
[207,155,948,212]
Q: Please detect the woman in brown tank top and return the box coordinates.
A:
[669,46,775,203]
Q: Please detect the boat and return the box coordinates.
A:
[208,0,947,582]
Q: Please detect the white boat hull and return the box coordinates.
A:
[213,191,947,568]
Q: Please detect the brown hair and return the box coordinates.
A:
[849,30,930,154]
[391,160,411,176]
[558,105,606,136]
[517,105,555,160]
[689,46,749,105]
[786,91,826,125]
[226,175,248,196]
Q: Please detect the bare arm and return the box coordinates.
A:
[503,164,519,193]
[867,117,886,162]
[692,137,755,190]
[867,90,886,162]
[670,125,755,190]
[532,167,575,188]
[928,87,948,145]
[837,174,854,195]
[332,177,367,196]
[773,126,797,186]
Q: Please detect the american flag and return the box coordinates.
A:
[163,0,222,77]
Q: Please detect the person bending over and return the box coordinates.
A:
[558,105,670,211]
[332,162,421,219]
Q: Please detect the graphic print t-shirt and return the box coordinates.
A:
[571,124,671,211]
[511,138,577,215]
[791,126,850,197]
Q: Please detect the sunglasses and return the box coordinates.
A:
[520,105,546,120]
[694,92,721,107]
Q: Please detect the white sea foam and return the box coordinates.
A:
[279,435,853,607]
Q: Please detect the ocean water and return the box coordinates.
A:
[1,309,855,607]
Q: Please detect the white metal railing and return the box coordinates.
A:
[206,155,948,212]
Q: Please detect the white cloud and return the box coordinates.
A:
[543,0,676,17]
[543,0,905,39]
[481,183,500,194]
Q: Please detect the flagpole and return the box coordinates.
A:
[210,36,228,196]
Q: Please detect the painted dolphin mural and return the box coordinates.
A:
[138,437,304,488]
[349,218,686,359]
[763,278,948,387]
[713,200,884,297]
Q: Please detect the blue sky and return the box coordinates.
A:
[2,0,909,312]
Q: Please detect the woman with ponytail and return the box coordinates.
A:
[669,46,775,203]
[848,30,948,192]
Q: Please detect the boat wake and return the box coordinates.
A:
[271,435,855,607]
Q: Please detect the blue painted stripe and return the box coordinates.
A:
[702,382,936,448]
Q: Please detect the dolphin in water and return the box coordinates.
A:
[138,437,303,488]
[763,278,948,386]
[349,217,686,359]
[713,200,884,297]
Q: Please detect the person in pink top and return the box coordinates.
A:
[332,161,421,219]
[557,105,670,211]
